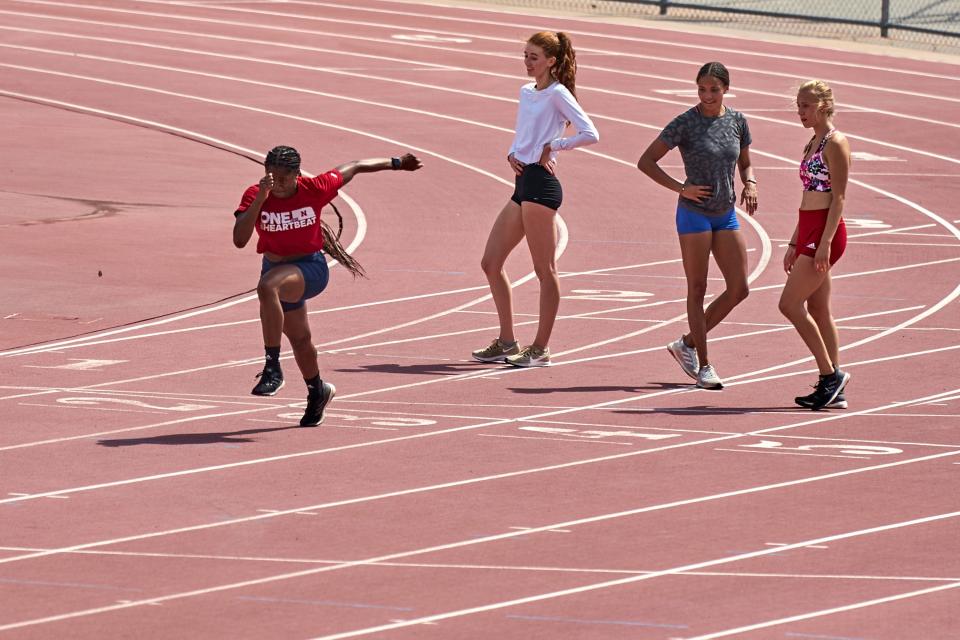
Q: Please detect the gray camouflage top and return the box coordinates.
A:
[658,106,752,216]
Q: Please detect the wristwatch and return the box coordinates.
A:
[391,157,402,170]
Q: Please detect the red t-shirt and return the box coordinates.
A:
[236,170,344,255]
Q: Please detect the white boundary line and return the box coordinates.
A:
[2,14,959,160]
[2,441,957,630]
[4,544,958,583]
[118,0,960,97]
[284,0,960,78]
[684,580,960,639]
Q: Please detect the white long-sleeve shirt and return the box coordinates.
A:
[508,82,599,165]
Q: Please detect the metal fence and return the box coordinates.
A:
[472,0,960,52]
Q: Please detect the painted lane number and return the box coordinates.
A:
[276,411,437,427]
[741,440,903,456]
[56,397,215,411]
[520,426,678,441]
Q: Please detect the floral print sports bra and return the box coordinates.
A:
[799,129,835,192]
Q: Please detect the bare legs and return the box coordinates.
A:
[256,265,318,378]
[480,201,525,344]
[778,255,837,375]
[480,200,559,349]
[678,229,750,365]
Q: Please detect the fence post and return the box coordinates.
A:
[660,0,669,16]
[880,0,890,38]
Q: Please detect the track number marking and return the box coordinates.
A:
[739,440,903,456]
[520,426,678,441]
[277,411,437,427]
[566,289,654,302]
[844,218,891,229]
[56,397,216,411]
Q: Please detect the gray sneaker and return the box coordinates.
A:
[505,344,551,367]
[697,364,723,389]
[667,337,699,380]
[472,338,520,363]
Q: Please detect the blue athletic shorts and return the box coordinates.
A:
[260,252,329,312]
[676,205,739,235]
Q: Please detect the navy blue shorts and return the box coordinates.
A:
[511,164,563,211]
[260,252,329,312]
[676,205,739,235]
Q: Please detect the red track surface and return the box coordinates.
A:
[2,1,959,638]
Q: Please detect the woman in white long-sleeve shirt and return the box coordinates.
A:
[472,31,599,368]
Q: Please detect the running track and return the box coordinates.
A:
[1,1,959,638]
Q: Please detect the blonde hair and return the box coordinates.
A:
[798,79,835,118]
[528,31,578,101]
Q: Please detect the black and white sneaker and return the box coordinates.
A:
[797,369,850,411]
[796,391,847,410]
[300,381,336,427]
[251,366,284,396]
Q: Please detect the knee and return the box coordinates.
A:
[288,332,315,354]
[533,262,558,284]
[731,282,749,304]
[257,278,278,300]
[778,296,802,320]
[480,256,501,278]
[687,280,708,302]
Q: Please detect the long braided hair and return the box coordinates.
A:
[528,31,578,101]
[264,145,367,278]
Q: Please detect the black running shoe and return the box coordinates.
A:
[300,381,336,427]
[796,391,847,409]
[251,366,284,396]
[801,369,851,411]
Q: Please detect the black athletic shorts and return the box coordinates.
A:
[510,163,563,211]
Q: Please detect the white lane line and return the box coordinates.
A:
[477,434,635,446]
[1,385,957,568]
[1,256,679,358]
[302,510,960,639]
[2,14,959,161]
[4,499,954,633]
[713,449,869,460]
[683,581,960,639]
[0,304,943,454]
[269,0,960,83]
[119,0,960,100]
[54,267,932,397]
[6,545,954,583]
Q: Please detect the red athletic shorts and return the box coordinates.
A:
[797,208,846,265]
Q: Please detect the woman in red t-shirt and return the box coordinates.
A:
[234,145,422,426]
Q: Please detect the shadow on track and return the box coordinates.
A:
[616,405,806,416]
[509,382,688,394]
[97,426,302,447]
[335,362,488,375]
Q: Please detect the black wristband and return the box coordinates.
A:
[391,157,401,170]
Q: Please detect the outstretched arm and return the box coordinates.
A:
[336,153,423,186]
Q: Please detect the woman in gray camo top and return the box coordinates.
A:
[637,62,758,390]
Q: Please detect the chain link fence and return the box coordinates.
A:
[472,0,960,54]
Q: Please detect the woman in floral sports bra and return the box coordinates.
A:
[779,80,852,411]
